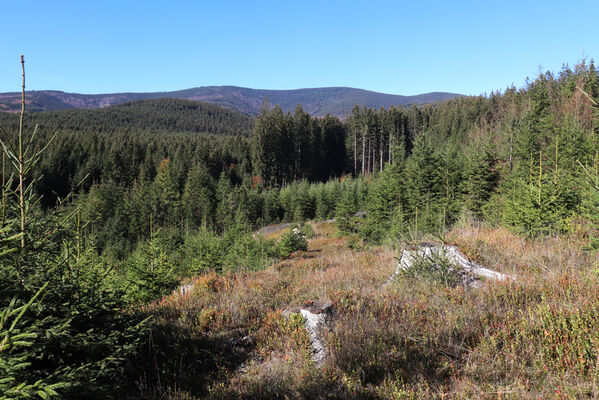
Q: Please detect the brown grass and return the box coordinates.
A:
[138,222,599,399]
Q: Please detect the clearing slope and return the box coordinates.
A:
[141,221,596,399]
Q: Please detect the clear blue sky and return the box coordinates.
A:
[1,0,597,96]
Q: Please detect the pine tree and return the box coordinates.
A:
[502,152,579,236]
[182,164,216,230]
[151,158,181,227]
[320,115,346,179]
[335,184,358,234]
[0,56,147,398]
[463,140,500,218]
[580,159,599,250]
[251,105,294,186]
[577,87,599,249]
[404,134,446,231]
[513,74,555,174]
[124,231,178,303]
[215,171,234,233]
[360,162,403,243]
[292,105,311,180]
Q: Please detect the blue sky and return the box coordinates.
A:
[1,0,598,96]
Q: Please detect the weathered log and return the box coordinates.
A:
[285,299,335,367]
[385,243,511,288]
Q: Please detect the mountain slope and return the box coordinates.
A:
[0,86,463,116]
[0,98,254,136]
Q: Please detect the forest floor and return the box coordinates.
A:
[140,220,599,399]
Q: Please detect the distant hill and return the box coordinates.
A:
[0,86,464,116]
[0,98,254,136]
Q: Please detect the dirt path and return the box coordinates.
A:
[254,222,292,236]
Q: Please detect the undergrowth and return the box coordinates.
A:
[135,222,599,399]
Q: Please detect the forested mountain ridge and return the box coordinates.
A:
[0,85,463,116]
[0,98,254,136]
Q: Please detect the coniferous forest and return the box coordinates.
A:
[2,60,599,399]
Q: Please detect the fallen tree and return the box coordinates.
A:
[385,242,511,288]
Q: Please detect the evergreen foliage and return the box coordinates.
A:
[335,183,360,234]
[0,98,254,137]
[275,227,308,259]
[251,104,346,185]
[462,140,500,218]
[360,162,403,243]
[0,59,146,399]
[2,57,599,397]
[0,282,68,400]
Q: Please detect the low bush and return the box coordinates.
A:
[275,228,308,259]
[397,251,474,288]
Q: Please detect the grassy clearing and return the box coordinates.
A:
[136,221,599,399]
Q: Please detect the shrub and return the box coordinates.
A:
[180,228,224,274]
[125,235,179,303]
[397,251,473,288]
[276,228,308,259]
[298,222,315,239]
[222,233,274,271]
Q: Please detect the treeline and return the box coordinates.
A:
[344,95,497,176]
[0,98,254,136]
[19,124,354,258]
[25,131,249,207]
[7,60,599,250]
[354,60,599,242]
[251,104,346,185]
[3,61,597,245]
[0,101,353,260]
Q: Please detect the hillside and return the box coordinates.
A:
[0,98,254,136]
[143,220,598,398]
[0,86,463,116]
[5,60,599,399]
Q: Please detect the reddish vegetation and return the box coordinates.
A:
[141,221,599,399]
[251,175,263,187]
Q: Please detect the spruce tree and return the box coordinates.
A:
[463,140,500,218]
[335,184,358,234]
[182,164,216,230]
[404,134,445,232]
[151,158,181,227]
[0,56,147,399]
[215,171,234,233]
[360,162,403,243]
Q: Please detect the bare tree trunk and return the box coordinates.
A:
[367,137,371,175]
[388,130,392,164]
[509,127,513,171]
[379,135,383,172]
[361,128,366,175]
[354,130,357,175]
[19,55,25,248]
[297,145,301,181]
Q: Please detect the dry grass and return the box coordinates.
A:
[311,220,338,238]
[137,222,599,399]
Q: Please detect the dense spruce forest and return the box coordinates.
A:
[2,60,599,399]
[0,98,254,136]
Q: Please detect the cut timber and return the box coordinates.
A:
[285,300,335,368]
[385,243,511,288]
[178,283,195,296]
